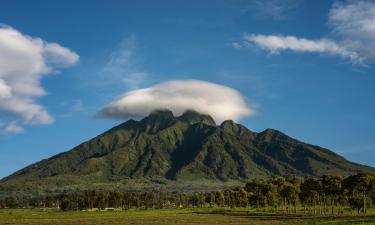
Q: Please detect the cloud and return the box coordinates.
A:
[237,1,375,64]
[43,43,79,67]
[242,34,362,63]
[72,99,83,112]
[97,80,254,123]
[0,25,79,134]
[0,80,11,98]
[232,42,243,49]
[0,121,24,135]
[244,0,301,20]
[102,35,149,90]
[329,0,375,61]
[60,99,84,112]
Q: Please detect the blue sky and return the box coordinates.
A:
[1,0,375,178]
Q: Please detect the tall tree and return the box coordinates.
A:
[300,178,322,215]
[344,173,373,214]
[280,183,299,213]
[322,174,343,215]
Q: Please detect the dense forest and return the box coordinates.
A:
[1,173,374,215]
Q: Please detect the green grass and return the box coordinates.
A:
[0,208,375,225]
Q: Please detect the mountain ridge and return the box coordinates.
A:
[1,109,373,194]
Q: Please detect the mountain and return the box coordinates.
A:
[1,110,374,195]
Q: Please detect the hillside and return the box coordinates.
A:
[0,110,373,195]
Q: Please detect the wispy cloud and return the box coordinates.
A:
[242,34,362,64]
[329,0,375,62]
[60,99,84,112]
[0,121,24,135]
[243,0,301,20]
[0,25,79,134]
[102,35,149,90]
[72,99,83,112]
[235,1,375,65]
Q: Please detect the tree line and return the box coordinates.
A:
[0,173,374,214]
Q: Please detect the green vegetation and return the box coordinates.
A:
[1,208,375,225]
[1,173,375,216]
[1,111,375,224]
[1,110,373,196]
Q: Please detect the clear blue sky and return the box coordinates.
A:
[1,0,374,178]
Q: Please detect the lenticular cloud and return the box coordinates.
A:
[97,80,254,123]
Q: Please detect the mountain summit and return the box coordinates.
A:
[1,110,373,193]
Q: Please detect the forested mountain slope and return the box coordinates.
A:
[1,110,373,194]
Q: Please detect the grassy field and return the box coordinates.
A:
[0,208,375,225]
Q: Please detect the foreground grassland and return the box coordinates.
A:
[0,208,375,225]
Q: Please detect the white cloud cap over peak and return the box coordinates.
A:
[242,34,362,64]
[0,25,79,134]
[97,80,254,123]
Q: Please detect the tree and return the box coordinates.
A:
[215,191,225,207]
[280,183,299,213]
[5,196,19,208]
[224,190,234,208]
[237,188,249,207]
[206,192,216,207]
[246,179,277,208]
[192,192,206,207]
[272,177,287,212]
[344,173,373,214]
[322,174,343,214]
[300,178,322,215]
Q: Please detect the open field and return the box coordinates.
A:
[1,208,375,225]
